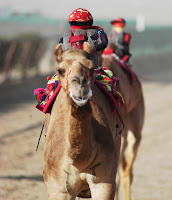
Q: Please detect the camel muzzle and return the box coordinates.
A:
[68,87,92,106]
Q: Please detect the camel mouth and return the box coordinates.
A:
[69,88,92,106]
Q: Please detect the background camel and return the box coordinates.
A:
[101,50,145,200]
[43,43,127,200]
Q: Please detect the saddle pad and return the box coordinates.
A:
[34,68,125,114]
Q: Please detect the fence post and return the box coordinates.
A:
[3,41,17,80]
[34,40,46,74]
[20,40,32,79]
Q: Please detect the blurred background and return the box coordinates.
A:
[0,1,172,200]
[0,0,172,82]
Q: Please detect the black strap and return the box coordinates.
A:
[36,118,45,151]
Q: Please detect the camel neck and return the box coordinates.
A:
[66,102,96,167]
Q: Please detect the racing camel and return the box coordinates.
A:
[101,48,145,200]
[43,42,128,200]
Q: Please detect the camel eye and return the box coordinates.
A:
[57,68,65,76]
[72,78,78,83]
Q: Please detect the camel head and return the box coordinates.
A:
[54,42,95,106]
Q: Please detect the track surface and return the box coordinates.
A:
[0,54,172,199]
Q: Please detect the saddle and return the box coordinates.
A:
[103,48,136,84]
[34,68,125,114]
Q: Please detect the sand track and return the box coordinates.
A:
[0,72,172,199]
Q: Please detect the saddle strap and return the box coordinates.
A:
[68,30,86,49]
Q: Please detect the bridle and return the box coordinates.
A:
[65,61,90,94]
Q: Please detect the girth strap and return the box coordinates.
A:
[68,30,86,49]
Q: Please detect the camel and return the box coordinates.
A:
[101,48,145,200]
[43,42,128,200]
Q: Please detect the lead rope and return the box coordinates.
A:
[36,118,46,151]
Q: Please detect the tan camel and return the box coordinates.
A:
[43,42,128,200]
[101,51,145,200]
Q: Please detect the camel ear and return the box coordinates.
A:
[83,42,95,55]
[54,44,63,62]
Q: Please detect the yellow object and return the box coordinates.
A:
[113,27,124,33]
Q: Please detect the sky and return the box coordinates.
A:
[0,0,172,25]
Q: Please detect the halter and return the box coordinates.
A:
[65,61,90,94]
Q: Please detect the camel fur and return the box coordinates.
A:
[43,42,127,200]
[101,53,145,200]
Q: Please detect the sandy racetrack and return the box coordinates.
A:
[0,55,172,199]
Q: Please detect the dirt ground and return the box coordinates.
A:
[0,56,172,199]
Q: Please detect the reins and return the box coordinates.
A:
[36,118,46,151]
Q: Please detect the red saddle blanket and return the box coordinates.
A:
[34,68,125,114]
[102,49,137,84]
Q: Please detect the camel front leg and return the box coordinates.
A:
[44,177,79,200]
[90,182,116,200]
[47,193,76,200]
[119,131,142,200]
[45,182,77,200]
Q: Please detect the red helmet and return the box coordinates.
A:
[111,18,126,27]
[67,8,93,23]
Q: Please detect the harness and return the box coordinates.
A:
[65,61,90,94]
[109,31,131,53]
[68,29,86,49]
[63,28,100,50]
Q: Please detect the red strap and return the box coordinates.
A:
[71,25,92,30]
[68,29,86,49]
[124,33,131,43]
[122,55,129,63]
[69,34,85,43]
[102,48,114,55]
